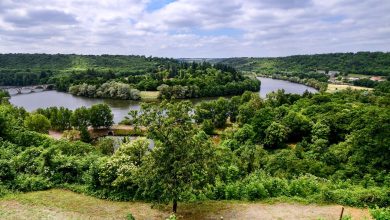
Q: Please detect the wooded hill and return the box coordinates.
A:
[215,52,390,76]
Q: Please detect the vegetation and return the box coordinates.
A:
[1,52,390,218]
[216,52,390,76]
[0,54,260,99]
[69,82,140,100]
[36,104,113,132]
[1,81,389,215]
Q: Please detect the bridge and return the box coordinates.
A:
[2,84,54,95]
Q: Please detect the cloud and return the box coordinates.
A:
[0,0,389,57]
[4,9,78,27]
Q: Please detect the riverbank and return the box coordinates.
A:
[0,189,372,220]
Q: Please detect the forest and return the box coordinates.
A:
[0,54,260,99]
[1,83,389,215]
[215,52,390,76]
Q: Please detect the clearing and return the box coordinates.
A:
[327,84,373,93]
[139,91,160,101]
[0,189,372,220]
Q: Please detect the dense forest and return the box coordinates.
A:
[0,54,260,99]
[1,84,389,214]
[216,52,390,76]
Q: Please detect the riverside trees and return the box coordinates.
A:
[36,103,113,132]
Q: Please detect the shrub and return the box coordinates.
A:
[15,174,52,191]
[126,213,135,220]
[0,159,15,182]
[96,137,116,155]
[370,206,390,220]
[243,181,269,200]
[24,113,51,134]
[225,182,241,200]
[289,175,321,198]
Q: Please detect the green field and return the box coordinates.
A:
[139,91,160,101]
[327,83,374,92]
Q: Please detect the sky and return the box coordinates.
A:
[0,0,389,58]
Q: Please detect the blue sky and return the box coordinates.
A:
[0,0,389,57]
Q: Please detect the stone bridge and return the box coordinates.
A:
[3,84,54,94]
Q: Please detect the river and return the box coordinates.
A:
[9,77,317,123]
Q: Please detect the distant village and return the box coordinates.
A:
[316,70,385,84]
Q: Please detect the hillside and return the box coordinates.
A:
[0,54,177,72]
[216,52,390,76]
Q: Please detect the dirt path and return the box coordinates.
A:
[201,203,371,220]
[0,189,372,220]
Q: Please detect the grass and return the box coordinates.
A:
[139,91,160,101]
[347,73,371,78]
[326,84,373,93]
[0,189,372,220]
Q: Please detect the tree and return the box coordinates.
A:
[0,112,7,137]
[282,111,312,142]
[201,119,214,135]
[89,104,113,129]
[24,113,51,134]
[70,106,90,129]
[264,122,289,148]
[136,101,216,213]
[80,126,92,143]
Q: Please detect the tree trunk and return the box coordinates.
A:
[173,199,177,213]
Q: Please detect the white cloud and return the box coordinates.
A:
[0,0,389,57]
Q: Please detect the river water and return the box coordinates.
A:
[9,77,317,123]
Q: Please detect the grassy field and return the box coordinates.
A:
[0,189,372,220]
[327,83,374,93]
[347,73,372,78]
[139,91,160,101]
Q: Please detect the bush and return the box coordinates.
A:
[15,174,52,191]
[96,137,116,155]
[370,206,390,220]
[289,175,321,198]
[126,213,136,220]
[24,113,51,134]
[0,159,15,182]
[201,119,214,135]
[243,181,269,200]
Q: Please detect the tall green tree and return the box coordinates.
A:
[70,106,90,129]
[89,104,113,129]
[136,101,217,213]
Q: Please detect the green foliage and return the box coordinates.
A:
[201,119,215,135]
[89,104,113,129]
[217,52,390,76]
[70,106,90,129]
[126,213,136,220]
[70,82,140,100]
[0,87,389,211]
[96,137,116,156]
[135,101,217,212]
[264,122,289,148]
[370,206,390,220]
[36,107,72,131]
[24,113,51,133]
[80,127,92,143]
[15,174,52,192]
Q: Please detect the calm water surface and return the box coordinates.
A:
[9,77,317,123]
[257,77,317,98]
